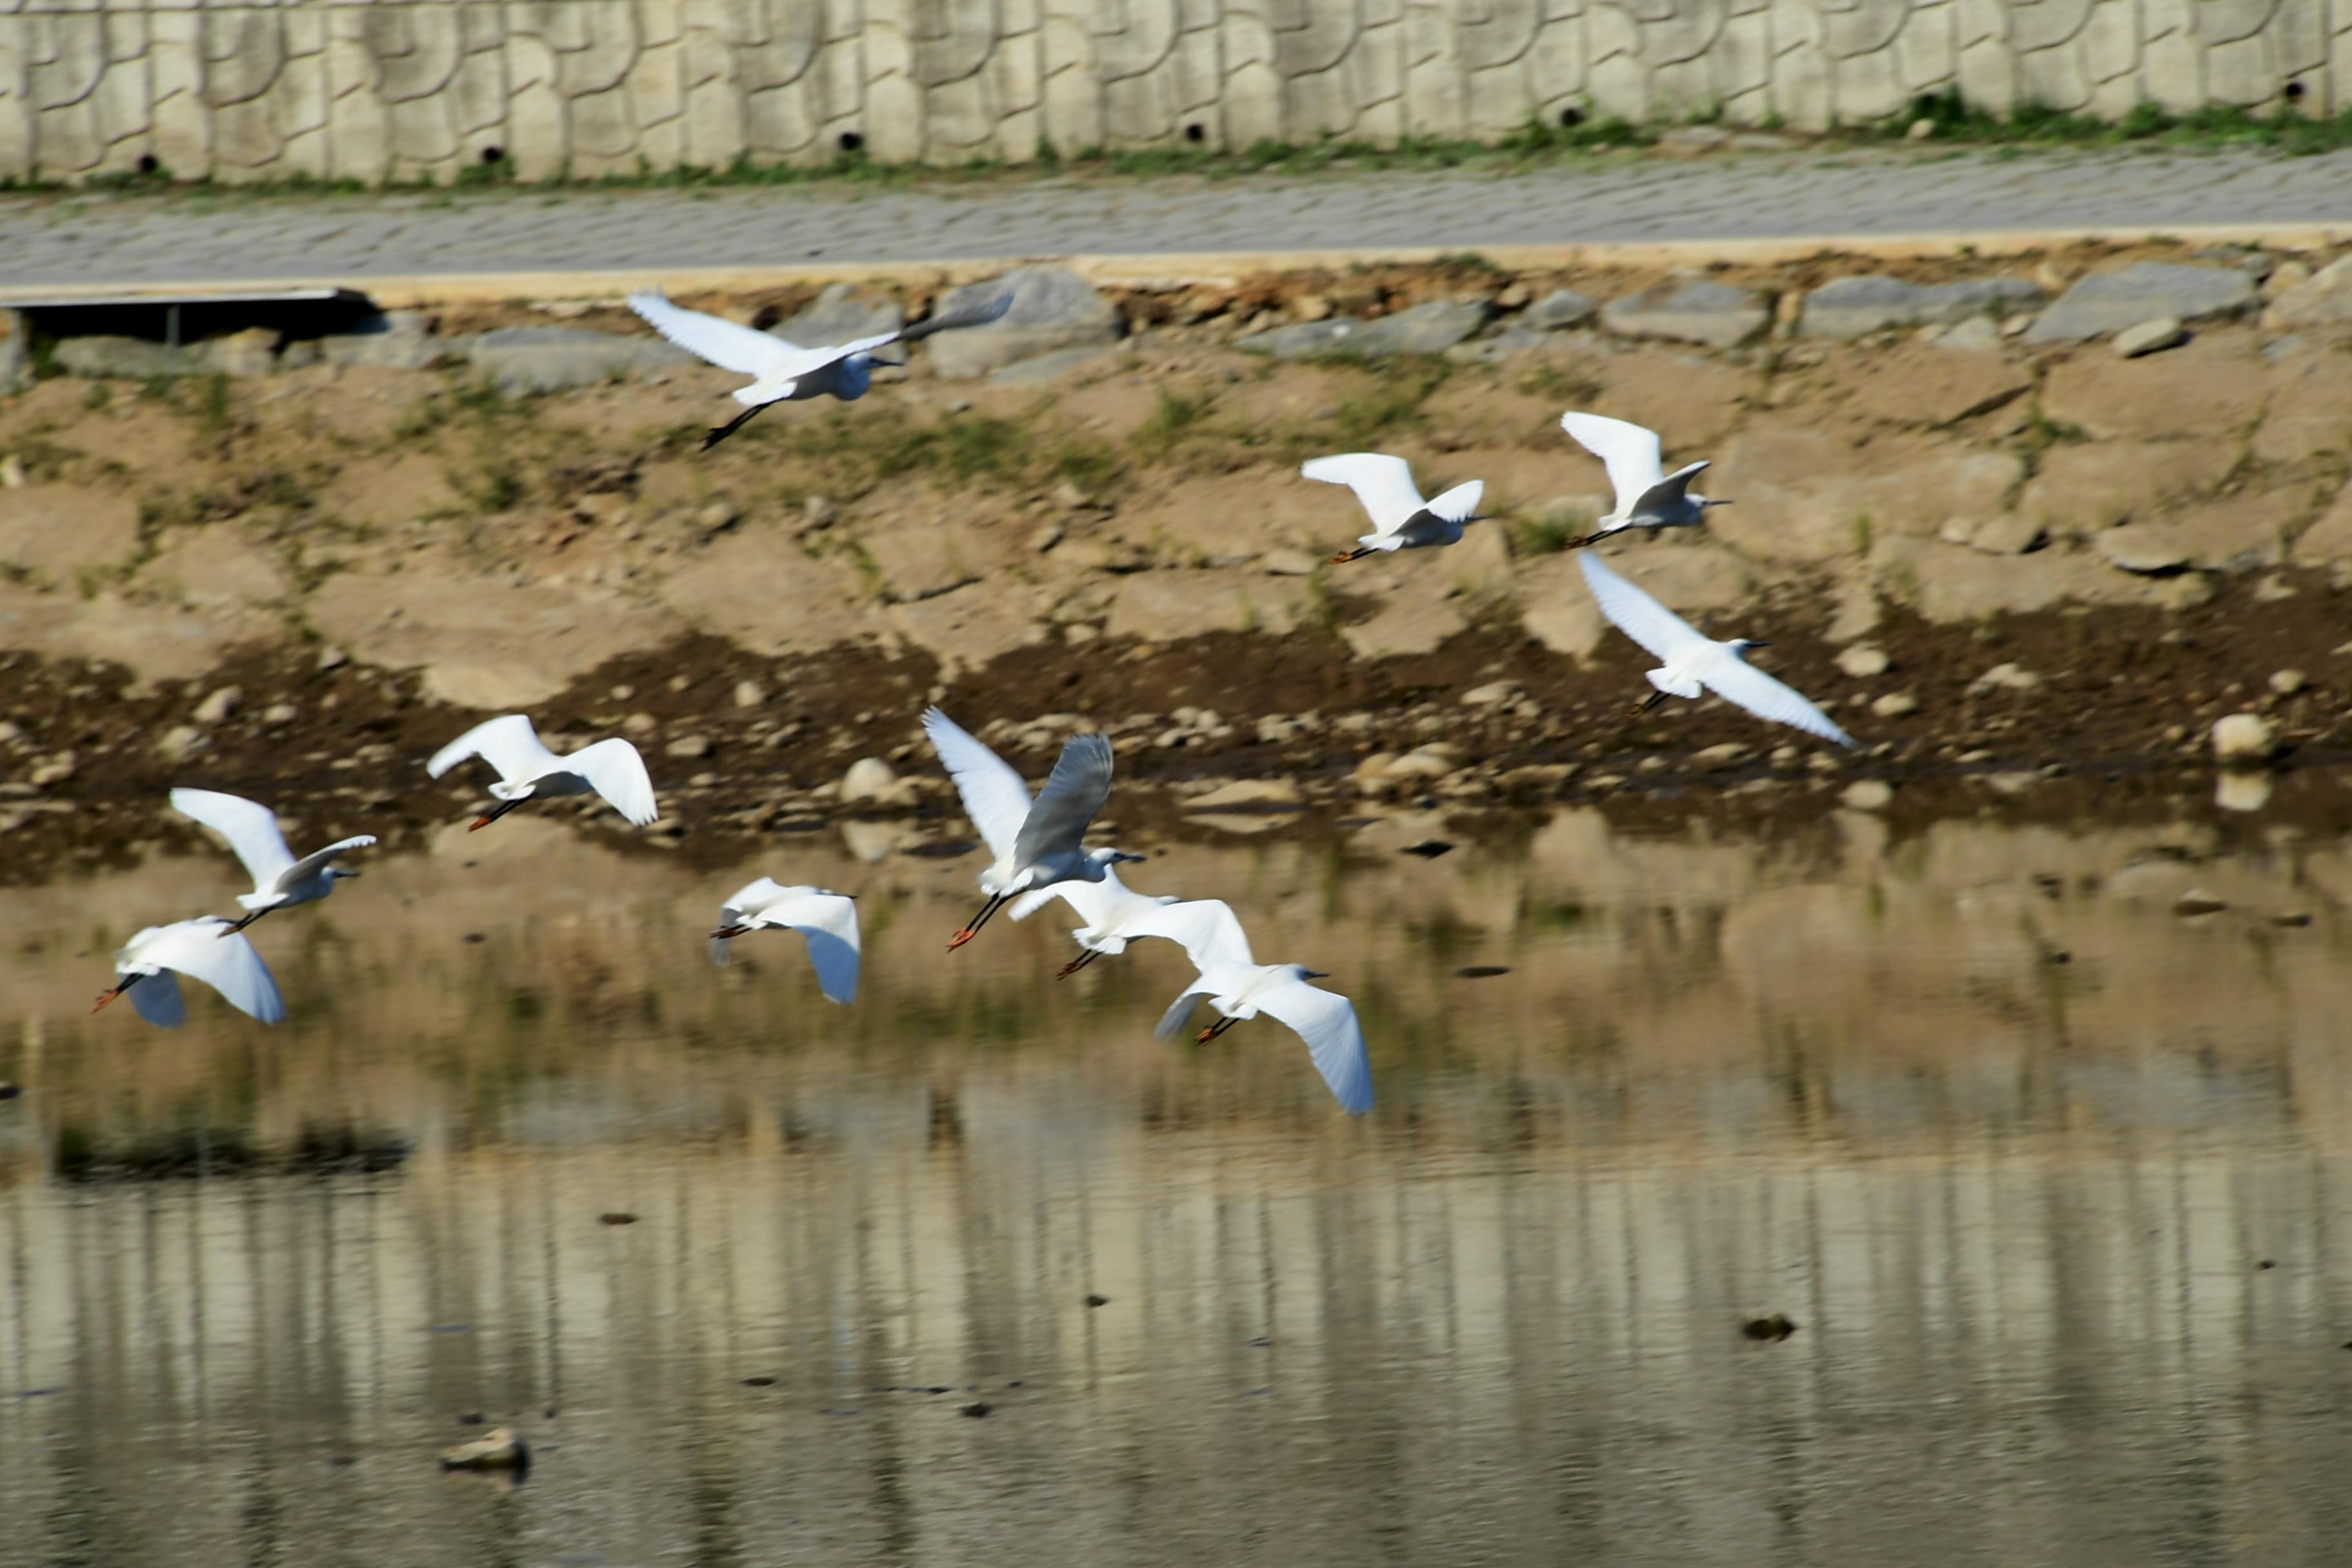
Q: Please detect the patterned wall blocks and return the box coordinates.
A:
[0,0,2340,185]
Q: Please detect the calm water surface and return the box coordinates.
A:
[4,804,2352,1566]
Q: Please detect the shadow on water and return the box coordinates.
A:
[3,803,2352,1564]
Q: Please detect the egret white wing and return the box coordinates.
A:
[763,889,862,1004]
[565,738,660,825]
[1153,981,1214,1041]
[427,714,562,784]
[279,834,376,888]
[1698,654,1857,748]
[129,969,187,1028]
[169,788,296,888]
[627,289,798,378]
[1124,899,1255,970]
[1560,412,1666,511]
[1301,453,1426,535]
[152,918,286,1024]
[1257,979,1373,1114]
[1008,874,1119,926]
[1424,480,1485,524]
[1578,551,1709,667]
[1013,732,1115,868]
[923,708,1034,863]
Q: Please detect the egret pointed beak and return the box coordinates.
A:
[1745,639,1772,648]
[1303,970,1331,979]
[1702,498,1733,507]
[1112,850,1147,864]
[340,869,362,879]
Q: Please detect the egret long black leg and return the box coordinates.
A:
[216,909,266,938]
[701,402,767,451]
[1055,947,1106,979]
[468,798,526,832]
[1627,689,1671,718]
[91,973,142,1013]
[1195,1015,1243,1043]
[948,893,1009,951]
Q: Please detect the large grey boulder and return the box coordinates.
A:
[54,335,184,378]
[2024,262,2256,344]
[774,283,903,348]
[2262,255,2352,331]
[1237,318,1360,359]
[319,309,442,370]
[460,326,694,393]
[926,266,1124,379]
[1346,299,1489,357]
[1600,280,1770,348]
[1523,288,1600,330]
[1800,275,2043,338]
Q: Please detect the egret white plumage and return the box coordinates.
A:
[1558,411,1726,548]
[426,714,659,831]
[1579,551,1854,747]
[1156,959,1372,1115]
[170,787,374,936]
[629,287,1015,449]
[1008,866,1251,978]
[707,879,861,1004]
[921,707,1142,951]
[1302,453,1487,563]
[92,917,286,1027]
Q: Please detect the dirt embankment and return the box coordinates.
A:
[5,246,2352,881]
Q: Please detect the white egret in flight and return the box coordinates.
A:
[1558,411,1726,547]
[1157,954,1373,1115]
[1009,866,1251,978]
[629,288,1015,449]
[92,917,286,1027]
[170,787,374,936]
[921,707,1141,951]
[426,714,659,831]
[1302,453,1487,562]
[1579,551,1853,747]
[707,879,861,1004]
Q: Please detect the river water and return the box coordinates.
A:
[3,801,2350,1567]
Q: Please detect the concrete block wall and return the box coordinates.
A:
[0,0,2338,185]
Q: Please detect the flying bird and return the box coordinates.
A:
[426,714,659,832]
[1579,551,1853,747]
[92,917,286,1028]
[1008,866,1252,978]
[1557,411,1727,548]
[1157,959,1372,1115]
[1302,453,1487,562]
[708,879,861,1004]
[629,287,1016,449]
[922,707,1141,951]
[170,787,374,936]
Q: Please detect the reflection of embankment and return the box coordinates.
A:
[3,807,2346,1168]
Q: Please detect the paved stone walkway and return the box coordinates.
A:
[3,146,2350,290]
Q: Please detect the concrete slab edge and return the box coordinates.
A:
[2,222,2346,308]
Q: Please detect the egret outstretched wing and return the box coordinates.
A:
[564,738,660,826]
[130,970,187,1028]
[1578,551,1708,666]
[1154,981,1215,1041]
[169,788,295,889]
[760,889,862,1004]
[923,708,1034,862]
[1012,732,1115,869]
[427,714,562,785]
[279,835,376,888]
[628,289,799,378]
[1126,899,1255,970]
[1424,480,1486,524]
[1257,977,1373,1114]
[1009,868,1135,926]
[1560,412,1665,512]
[775,291,1017,380]
[144,918,285,1024]
[719,877,789,927]
[1302,453,1426,536]
[1635,460,1710,517]
[1699,656,1856,748]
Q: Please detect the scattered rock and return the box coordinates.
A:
[460,326,692,393]
[0,1083,19,1101]
[1970,663,2043,694]
[1461,680,1524,707]
[598,1211,638,1225]
[2211,712,2279,765]
[732,680,766,709]
[1236,318,1360,359]
[622,712,659,736]
[1400,840,1454,859]
[319,310,441,370]
[28,753,74,788]
[959,1402,992,1418]
[2261,255,2352,331]
[1084,1293,1110,1308]
[928,266,1125,379]
[155,725,208,763]
[2173,890,2229,916]
[2113,317,2187,358]
[741,1376,777,1387]
[315,645,349,672]
[2024,262,2257,344]
[1740,1313,1799,1342]
[1945,513,2048,556]
[665,735,712,760]
[1798,275,2043,338]
[1835,645,1890,679]
[1028,523,1065,554]
[1184,778,1304,810]
[1841,779,1893,812]
[803,495,838,529]
[1870,692,1919,718]
[439,1427,528,1471]
[261,702,299,725]
[192,685,241,726]
[2269,668,2307,695]
[1935,317,2003,351]
[2215,770,2273,813]
[1348,299,1491,357]
[1692,742,1749,771]
[2095,524,2193,575]
[1523,288,1600,331]
[840,757,901,803]
[774,283,903,346]
[1600,280,1770,349]
[55,335,185,378]
[1456,965,1511,978]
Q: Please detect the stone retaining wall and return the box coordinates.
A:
[0,0,2343,184]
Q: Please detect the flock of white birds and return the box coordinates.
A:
[94,289,1859,1117]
